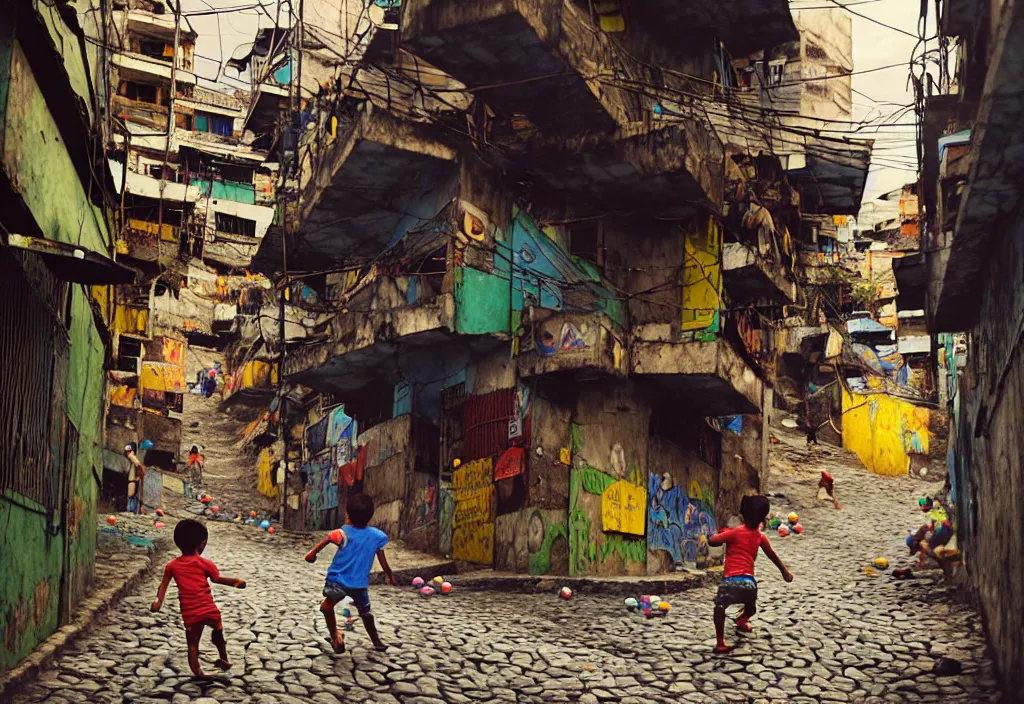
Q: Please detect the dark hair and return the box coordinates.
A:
[190,445,199,454]
[174,519,208,554]
[740,495,771,529]
[346,494,375,528]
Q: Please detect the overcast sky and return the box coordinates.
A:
[184,0,927,206]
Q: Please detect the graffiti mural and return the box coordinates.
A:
[438,485,455,556]
[526,509,568,575]
[451,458,494,564]
[647,473,718,568]
[412,481,438,528]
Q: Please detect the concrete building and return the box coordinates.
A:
[228,0,877,577]
[100,0,278,487]
[896,0,1024,691]
[0,0,133,673]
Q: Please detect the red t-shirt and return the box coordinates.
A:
[165,555,221,624]
[713,524,770,578]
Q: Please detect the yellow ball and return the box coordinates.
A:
[874,557,889,570]
[432,576,444,585]
[658,601,671,613]
[788,512,799,524]
[452,458,462,468]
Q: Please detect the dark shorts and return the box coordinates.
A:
[323,581,371,615]
[714,576,758,608]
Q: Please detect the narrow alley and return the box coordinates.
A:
[11,435,999,704]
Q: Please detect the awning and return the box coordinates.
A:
[3,234,136,285]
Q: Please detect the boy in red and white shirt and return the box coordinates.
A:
[708,495,794,653]
[151,519,246,678]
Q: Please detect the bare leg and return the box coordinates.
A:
[211,629,231,669]
[186,625,209,678]
[361,613,387,651]
[735,602,757,632]
[713,606,733,652]
[321,599,344,653]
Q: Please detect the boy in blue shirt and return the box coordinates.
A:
[305,494,398,652]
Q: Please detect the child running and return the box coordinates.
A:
[305,494,399,653]
[708,495,794,653]
[151,519,246,678]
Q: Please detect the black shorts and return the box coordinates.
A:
[714,576,758,607]
[323,581,371,615]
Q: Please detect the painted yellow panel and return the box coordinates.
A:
[681,216,722,332]
[601,480,646,535]
[452,521,494,564]
[113,304,148,335]
[257,448,279,498]
[141,362,187,393]
[842,389,933,476]
[109,384,136,408]
[128,218,177,242]
[236,360,278,390]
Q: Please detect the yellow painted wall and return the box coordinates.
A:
[842,389,933,476]
[257,448,278,498]
[113,304,148,336]
[681,215,723,332]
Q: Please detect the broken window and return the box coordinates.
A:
[569,222,601,269]
[215,213,257,238]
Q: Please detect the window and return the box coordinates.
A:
[119,81,160,105]
[138,39,173,62]
[768,60,786,87]
[215,212,257,238]
[193,112,234,137]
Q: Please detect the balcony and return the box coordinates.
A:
[291,106,458,268]
[112,51,196,86]
[400,0,627,135]
[629,0,797,57]
[517,311,628,379]
[631,332,761,416]
[516,119,724,217]
[723,242,796,303]
[118,219,179,263]
[108,158,202,203]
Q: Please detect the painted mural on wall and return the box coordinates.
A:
[681,215,723,338]
[841,388,935,476]
[527,508,569,575]
[647,472,718,568]
[438,484,455,556]
[567,427,646,577]
[451,457,495,564]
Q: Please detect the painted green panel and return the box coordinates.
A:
[454,267,511,336]
[2,41,108,253]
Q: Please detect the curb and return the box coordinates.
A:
[0,547,162,698]
[452,570,720,595]
[371,562,460,585]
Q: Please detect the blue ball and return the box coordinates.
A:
[259,519,271,529]
[906,535,915,548]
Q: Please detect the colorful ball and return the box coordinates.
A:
[419,586,435,597]
[154,521,164,529]
[768,517,782,530]
[559,586,573,600]
[778,525,790,537]
[267,527,275,534]
[259,519,271,529]
[210,506,220,513]
[155,508,165,517]
[106,515,117,525]
[873,557,889,570]
[624,597,638,610]
[249,511,257,518]
[432,576,444,586]
[440,581,453,594]
[658,601,671,613]
[412,577,425,588]
[787,512,799,524]
[792,524,804,534]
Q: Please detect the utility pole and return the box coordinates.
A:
[156,0,181,265]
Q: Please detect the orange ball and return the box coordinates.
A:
[106,515,117,525]
[249,511,257,518]
[267,527,275,534]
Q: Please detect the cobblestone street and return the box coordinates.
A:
[11,438,1000,704]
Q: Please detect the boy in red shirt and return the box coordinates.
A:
[708,495,794,653]
[151,519,246,678]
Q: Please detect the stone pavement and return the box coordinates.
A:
[9,437,1002,703]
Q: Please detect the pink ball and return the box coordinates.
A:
[778,525,790,537]
[154,521,165,529]
[419,586,435,597]
[412,577,425,588]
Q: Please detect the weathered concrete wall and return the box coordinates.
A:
[959,214,1024,692]
[360,415,413,539]
[719,415,764,525]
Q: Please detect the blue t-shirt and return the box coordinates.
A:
[325,525,388,589]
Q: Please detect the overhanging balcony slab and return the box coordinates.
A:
[723,242,796,303]
[630,0,797,56]
[517,312,628,379]
[631,337,761,416]
[401,0,619,135]
[294,108,457,267]
[520,121,724,216]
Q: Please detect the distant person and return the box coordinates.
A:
[304,494,398,654]
[818,471,841,510]
[187,445,204,490]
[708,495,794,653]
[124,443,146,514]
[203,368,217,398]
[805,419,818,446]
[151,519,246,678]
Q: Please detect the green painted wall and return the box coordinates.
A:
[0,19,108,672]
[191,178,257,205]
[454,266,512,336]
